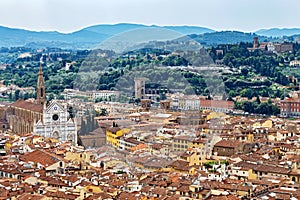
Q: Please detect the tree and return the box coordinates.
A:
[80,118,86,135]
[134,98,141,105]
[48,93,55,101]
[159,93,167,101]
[8,92,13,101]
[57,94,65,100]
[242,101,257,113]
[14,90,20,101]
[129,97,135,104]
[95,97,103,103]
[255,95,261,104]
[241,68,249,76]
[68,106,75,119]
[183,86,195,95]
[23,92,29,100]
[97,108,108,116]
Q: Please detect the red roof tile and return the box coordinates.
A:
[20,149,65,167]
[10,99,43,113]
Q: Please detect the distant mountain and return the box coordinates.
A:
[4,24,299,49]
[255,28,300,37]
[189,31,272,46]
[0,26,109,48]
[0,23,215,49]
[80,23,215,36]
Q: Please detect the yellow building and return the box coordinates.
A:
[172,135,193,152]
[248,168,257,180]
[32,135,45,144]
[168,160,196,175]
[186,151,206,166]
[206,112,227,121]
[64,151,94,164]
[106,126,130,148]
[247,133,254,142]
[191,138,205,149]
[289,170,300,183]
[183,139,208,166]
[83,185,103,194]
[252,119,273,129]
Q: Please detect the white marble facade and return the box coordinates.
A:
[33,100,77,144]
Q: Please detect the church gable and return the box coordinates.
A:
[45,101,66,114]
[66,118,75,125]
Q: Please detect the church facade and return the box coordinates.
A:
[5,64,78,144]
[33,101,77,144]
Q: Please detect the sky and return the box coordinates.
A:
[0,0,300,33]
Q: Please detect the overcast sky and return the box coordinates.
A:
[0,0,299,33]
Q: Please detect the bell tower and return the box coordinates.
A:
[134,77,146,100]
[36,63,46,105]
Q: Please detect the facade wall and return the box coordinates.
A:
[106,128,130,148]
[281,101,300,117]
[213,147,235,156]
[33,101,77,144]
[6,106,42,134]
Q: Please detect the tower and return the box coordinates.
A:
[36,64,46,105]
[134,78,145,99]
[253,37,259,48]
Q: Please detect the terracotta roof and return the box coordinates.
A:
[169,160,191,171]
[20,149,65,167]
[152,187,167,195]
[140,185,152,193]
[177,185,190,192]
[116,192,138,200]
[107,126,121,133]
[193,138,207,143]
[165,194,181,200]
[10,99,43,113]
[235,161,290,174]
[281,97,300,103]
[206,194,240,200]
[214,140,242,148]
[45,191,78,199]
[85,192,112,200]
[63,174,80,183]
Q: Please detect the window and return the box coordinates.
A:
[52,114,59,121]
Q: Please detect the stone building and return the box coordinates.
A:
[6,64,45,134]
[134,78,145,99]
[33,100,77,144]
[213,140,244,157]
[280,97,300,117]
[5,64,78,144]
[6,99,43,134]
